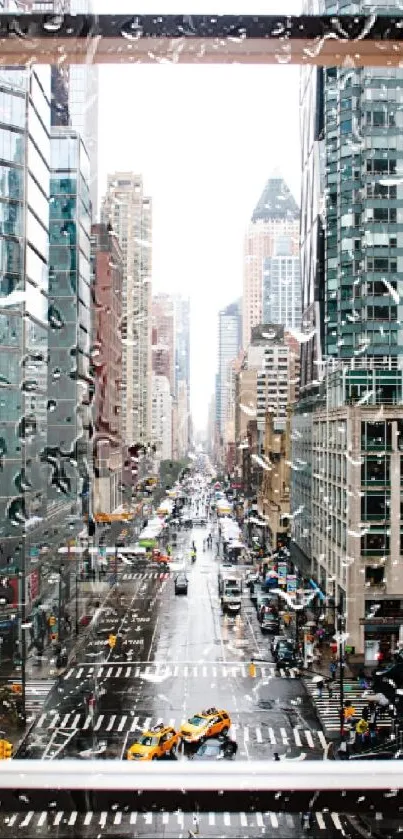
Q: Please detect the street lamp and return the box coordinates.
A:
[58,562,65,643]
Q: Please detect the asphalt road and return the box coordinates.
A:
[2,514,364,838]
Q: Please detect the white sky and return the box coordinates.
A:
[97,0,302,433]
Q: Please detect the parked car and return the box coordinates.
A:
[249,582,261,605]
[174,573,188,595]
[244,571,259,590]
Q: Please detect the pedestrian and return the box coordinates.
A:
[64,611,71,633]
[273,752,280,761]
[337,738,349,760]
[329,660,337,681]
[316,678,324,699]
[325,677,333,699]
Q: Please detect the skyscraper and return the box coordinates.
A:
[152,294,175,395]
[101,173,152,447]
[243,172,299,348]
[216,301,242,439]
[292,0,403,663]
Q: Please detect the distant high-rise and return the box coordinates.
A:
[101,173,152,447]
[243,172,299,347]
[216,301,242,437]
[152,294,175,395]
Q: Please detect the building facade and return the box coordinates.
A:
[292,0,403,662]
[263,245,301,329]
[101,173,152,447]
[151,374,172,461]
[91,223,123,515]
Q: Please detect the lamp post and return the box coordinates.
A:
[337,593,345,740]
[58,562,65,643]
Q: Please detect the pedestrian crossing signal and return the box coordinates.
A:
[249,661,256,678]
[49,616,56,626]
[108,634,117,648]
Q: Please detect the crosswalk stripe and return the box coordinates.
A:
[244,726,249,742]
[306,731,315,749]
[83,714,92,730]
[280,727,288,744]
[293,727,302,747]
[143,717,151,730]
[331,812,343,830]
[72,714,81,728]
[130,812,137,824]
[20,811,33,828]
[106,715,116,731]
[84,813,92,826]
[115,667,122,677]
[117,715,127,732]
[37,714,46,728]
[106,667,113,677]
[268,726,276,744]
[61,713,71,728]
[130,716,139,732]
[114,812,122,825]
[316,812,326,829]
[240,812,247,826]
[76,667,84,679]
[94,714,104,731]
[209,812,215,825]
[49,713,60,729]
[318,731,327,749]
[125,666,132,677]
[224,813,231,826]
[256,813,264,827]
[99,812,107,828]
[256,726,262,743]
[270,813,279,828]
[38,812,47,827]
[53,812,63,826]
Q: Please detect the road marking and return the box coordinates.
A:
[318,731,327,749]
[316,812,326,829]
[125,667,132,677]
[240,812,248,826]
[135,667,141,677]
[38,812,47,827]
[76,667,84,679]
[130,716,139,732]
[202,666,207,677]
[53,812,63,826]
[268,727,276,744]
[97,668,104,677]
[63,668,74,680]
[293,728,302,747]
[331,812,343,830]
[115,667,122,677]
[99,812,107,828]
[120,731,130,761]
[162,812,169,824]
[306,730,315,749]
[114,812,122,825]
[193,666,198,677]
[173,666,179,677]
[117,715,127,732]
[83,715,92,730]
[130,812,137,824]
[212,666,217,677]
[243,726,249,742]
[71,714,81,728]
[184,666,188,677]
[106,667,113,678]
[256,727,263,743]
[20,811,33,827]
[68,812,77,826]
[84,812,92,825]
[48,713,60,729]
[270,813,279,828]
[222,667,227,677]
[106,715,116,731]
[260,666,266,677]
[94,714,104,731]
[280,727,289,744]
[209,813,215,825]
[37,714,46,728]
[256,813,264,827]
[6,816,16,827]
[143,717,151,730]
[224,812,231,826]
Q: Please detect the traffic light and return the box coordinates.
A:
[10,683,22,695]
[108,634,117,649]
[49,615,56,626]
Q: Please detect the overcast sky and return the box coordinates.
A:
[97,0,302,433]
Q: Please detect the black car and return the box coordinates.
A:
[174,573,188,595]
[192,737,237,761]
[260,612,280,634]
[274,640,297,665]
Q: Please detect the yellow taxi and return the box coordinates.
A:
[179,707,231,744]
[127,723,179,761]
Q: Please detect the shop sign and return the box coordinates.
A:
[25,569,40,610]
[286,574,297,595]
[277,562,287,586]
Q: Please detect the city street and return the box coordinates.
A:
[2,521,362,838]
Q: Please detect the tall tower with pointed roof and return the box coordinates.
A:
[242,173,300,346]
